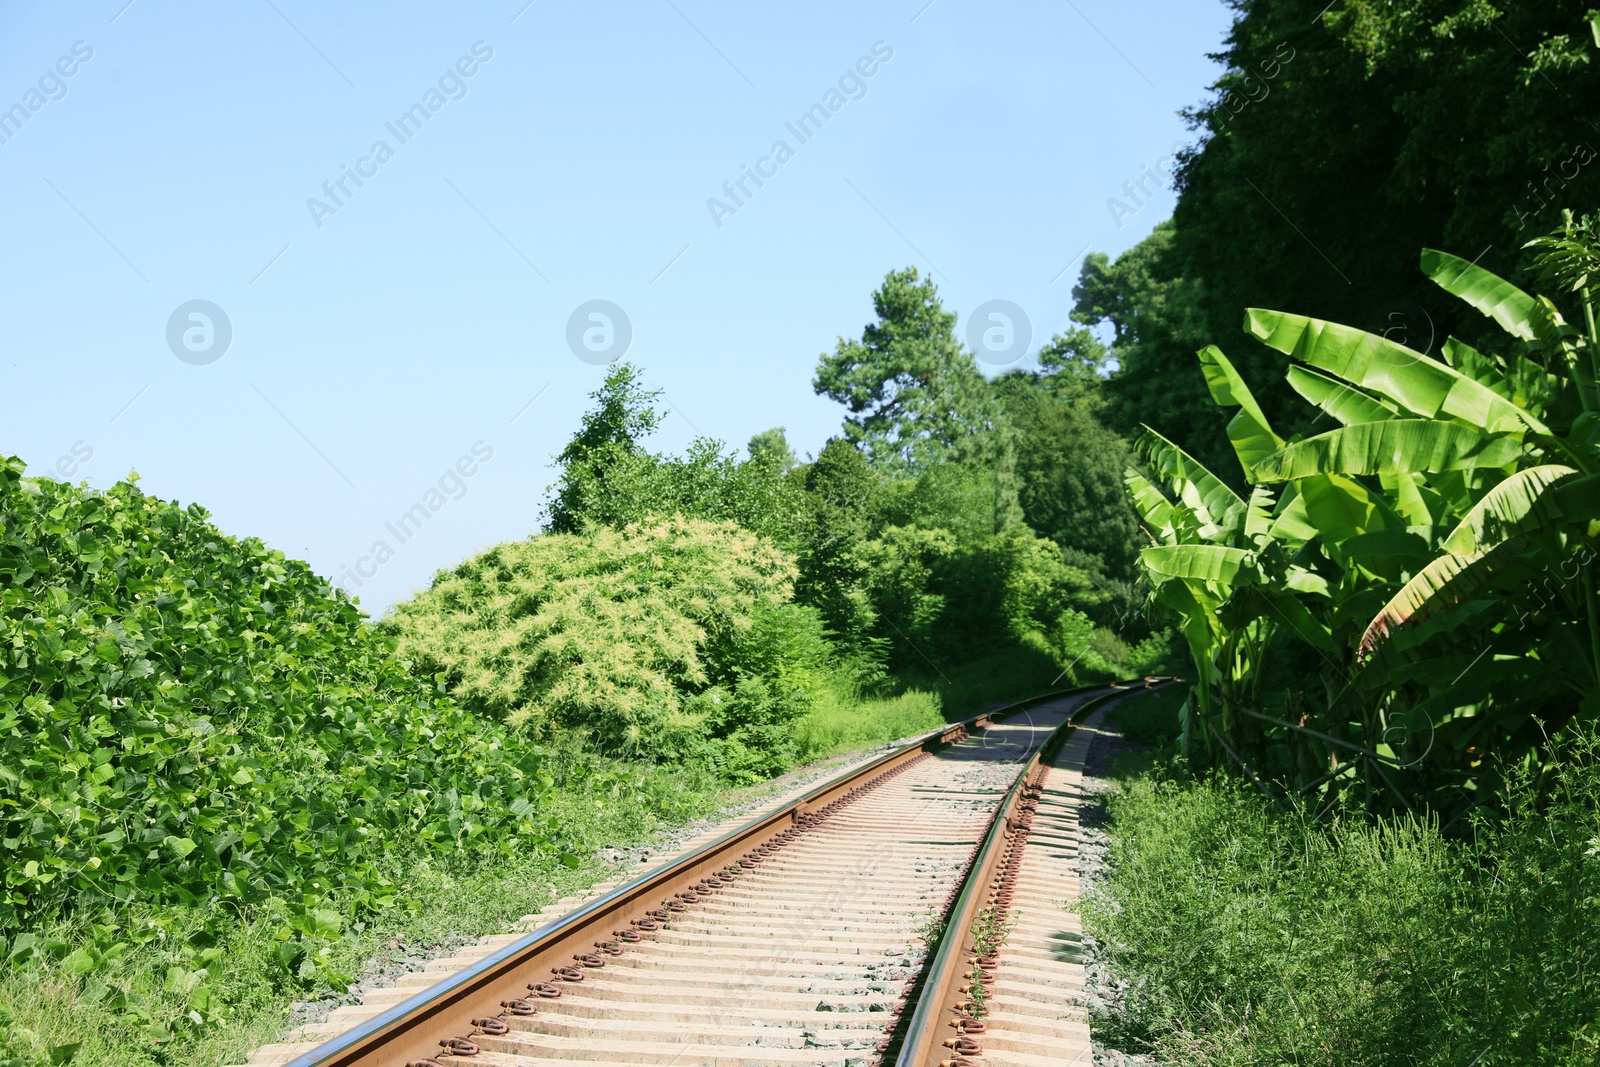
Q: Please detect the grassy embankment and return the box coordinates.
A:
[1086,691,1600,1066]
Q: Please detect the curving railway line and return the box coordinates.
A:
[236,679,1169,1067]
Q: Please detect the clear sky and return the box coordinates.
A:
[0,0,1233,613]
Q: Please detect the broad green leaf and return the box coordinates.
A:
[1379,470,1433,526]
[1139,428,1245,535]
[1141,544,1253,586]
[1246,308,1549,436]
[1440,337,1504,387]
[60,947,99,975]
[1338,527,1437,562]
[1286,365,1396,426]
[163,836,197,860]
[1199,345,1283,472]
[1439,465,1577,556]
[1554,473,1600,524]
[1360,539,1526,661]
[8,932,38,962]
[1296,474,1403,541]
[1257,588,1337,650]
[1244,484,1277,541]
[1268,490,1319,543]
[1151,574,1224,663]
[1124,469,1175,536]
[1284,566,1329,597]
[1253,421,1525,482]
[1421,248,1539,342]
[1444,336,1570,415]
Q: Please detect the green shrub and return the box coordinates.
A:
[852,526,1116,678]
[1085,729,1600,1065]
[381,516,817,770]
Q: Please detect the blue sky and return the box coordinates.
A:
[0,0,1233,613]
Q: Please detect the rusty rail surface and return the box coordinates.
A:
[276,677,1173,1067]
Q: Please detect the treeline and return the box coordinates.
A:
[384,267,1173,780]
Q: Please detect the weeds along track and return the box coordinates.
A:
[253,681,1164,1067]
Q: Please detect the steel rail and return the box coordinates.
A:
[892,679,1176,1066]
[279,678,1167,1067]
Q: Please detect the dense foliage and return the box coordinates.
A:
[1081,3,1600,477]
[545,365,806,546]
[537,335,1164,700]
[1128,228,1600,819]
[0,457,571,1041]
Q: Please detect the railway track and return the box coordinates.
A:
[244,679,1168,1067]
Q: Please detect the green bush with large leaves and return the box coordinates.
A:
[0,457,568,1031]
[1132,216,1600,815]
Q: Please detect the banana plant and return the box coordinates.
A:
[1127,346,1332,776]
[1241,223,1600,795]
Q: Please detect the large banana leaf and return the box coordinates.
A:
[1359,539,1527,661]
[1141,544,1254,585]
[1421,249,1539,342]
[1199,345,1283,472]
[1443,336,1569,415]
[1253,420,1526,482]
[1337,527,1437,562]
[1246,309,1549,436]
[1285,565,1330,597]
[1296,473,1404,540]
[1139,428,1245,536]
[1153,578,1223,685]
[1286,365,1397,426]
[1225,585,1337,650]
[1380,470,1435,526]
[1441,337,1506,390]
[1245,483,1278,542]
[1439,465,1577,556]
[1125,469,1176,539]
[1268,488,1319,543]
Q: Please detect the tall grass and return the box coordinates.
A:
[792,686,944,760]
[1084,729,1600,1065]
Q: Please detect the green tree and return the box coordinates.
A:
[547,367,806,546]
[546,362,663,533]
[1033,326,1114,404]
[793,438,884,648]
[747,427,798,472]
[1070,222,1225,476]
[813,267,1004,474]
[993,373,1140,579]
